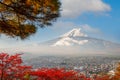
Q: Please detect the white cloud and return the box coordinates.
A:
[81,24,101,33]
[0,34,34,48]
[51,21,101,34]
[61,0,111,18]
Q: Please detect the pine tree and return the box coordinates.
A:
[0,0,61,39]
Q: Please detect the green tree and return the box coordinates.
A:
[0,0,61,39]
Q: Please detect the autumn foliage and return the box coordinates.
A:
[110,63,120,80]
[30,68,80,80]
[0,53,31,80]
[0,0,61,39]
[0,53,120,80]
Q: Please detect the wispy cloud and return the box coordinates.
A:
[51,21,101,34]
[61,0,111,18]
[0,34,34,48]
[81,24,101,34]
[1,45,119,57]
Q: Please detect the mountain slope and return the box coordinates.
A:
[43,28,120,50]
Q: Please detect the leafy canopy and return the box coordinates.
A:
[0,0,61,39]
[0,53,31,80]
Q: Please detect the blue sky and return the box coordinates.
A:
[0,0,120,48]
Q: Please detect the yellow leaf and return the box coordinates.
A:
[26,0,31,6]
[3,0,12,5]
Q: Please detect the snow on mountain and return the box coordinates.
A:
[48,28,120,53]
[62,28,87,37]
[52,28,88,46]
[52,37,88,46]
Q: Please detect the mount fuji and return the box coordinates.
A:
[43,28,120,49]
[0,28,120,56]
[52,28,88,46]
[28,28,120,56]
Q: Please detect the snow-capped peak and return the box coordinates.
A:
[52,28,88,46]
[62,28,87,37]
[52,37,88,46]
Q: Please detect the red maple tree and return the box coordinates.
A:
[30,68,81,80]
[0,53,31,80]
